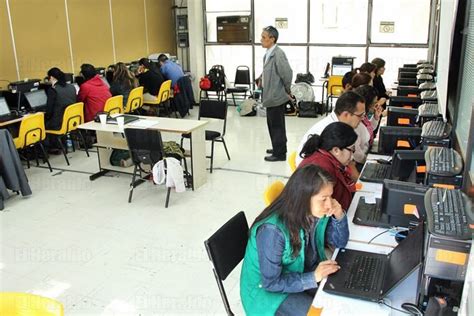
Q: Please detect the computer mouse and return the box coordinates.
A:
[395,230,409,243]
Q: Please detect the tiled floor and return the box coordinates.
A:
[0,107,321,315]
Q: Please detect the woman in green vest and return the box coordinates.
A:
[240,164,349,315]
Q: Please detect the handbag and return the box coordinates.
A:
[298,101,320,118]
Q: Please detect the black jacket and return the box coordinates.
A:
[137,70,164,96]
[45,83,77,130]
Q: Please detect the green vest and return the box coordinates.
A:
[240,214,305,315]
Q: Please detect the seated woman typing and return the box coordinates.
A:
[299,122,357,210]
[240,164,349,316]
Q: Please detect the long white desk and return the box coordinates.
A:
[79,115,208,189]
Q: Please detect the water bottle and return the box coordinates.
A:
[66,135,73,153]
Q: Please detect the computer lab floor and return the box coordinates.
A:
[0,106,320,315]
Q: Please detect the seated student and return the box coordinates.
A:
[157,54,184,87]
[136,57,164,102]
[371,57,390,99]
[342,71,354,92]
[296,91,365,171]
[358,62,377,79]
[240,164,349,316]
[299,122,357,210]
[351,72,372,89]
[354,85,383,145]
[77,64,111,122]
[109,62,138,107]
[45,67,77,130]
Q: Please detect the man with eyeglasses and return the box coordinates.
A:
[296,91,366,178]
[259,26,293,162]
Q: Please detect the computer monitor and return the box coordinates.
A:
[391,149,426,182]
[387,106,419,127]
[378,126,422,154]
[24,90,47,111]
[0,97,10,116]
[381,179,429,219]
[332,64,352,76]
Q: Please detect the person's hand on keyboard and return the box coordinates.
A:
[314,260,341,283]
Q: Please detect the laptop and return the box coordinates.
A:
[323,223,423,302]
[0,97,21,122]
[106,114,140,125]
[24,90,47,111]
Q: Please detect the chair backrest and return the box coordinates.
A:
[0,292,64,316]
[104,95,123,115]
[327,75,344,97]
[234,65,251,86]
[288,151,297,172]
[16,112,46,149]
[263,180,285,206]
[199,100,228,135]
[58,102,84,134]
[124,128,164,166]
[157,80,172,104]
[124,86,144,113]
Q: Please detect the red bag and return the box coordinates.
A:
[199,76,211,90]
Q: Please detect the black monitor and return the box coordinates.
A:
[390,96,423,108]
[24,90,47,111]
[381,179,429,219]
[0,97,10,116]
[387,106,419,127]
[378,126,422,154]
[390,149,426,183]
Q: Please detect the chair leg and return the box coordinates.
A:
[165,187,171,208]
[209,140,215,173]
[34,146,40,167]
[57,136,70,166]
[77,130,90,157]
[212,269,234,316]
[38,142,52,172]
[221,138,231,160]
[128,164,138,203]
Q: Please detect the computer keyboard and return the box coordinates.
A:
[418,103,439,117]
[425,147,463,176]
[425,188,473,240]
[420,90,437,100]
[345,255,382,292]
[422,120,450,139]
[419,82,436,90]
[361,163,391,182]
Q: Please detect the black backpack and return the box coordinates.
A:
[207,65,226,91]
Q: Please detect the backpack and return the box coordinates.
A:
[199,76,212,90]
[207,65,226,91]
[295,72,315,85]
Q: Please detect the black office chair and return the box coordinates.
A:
[204,211,249,316]
[180,100,230,173]
[124,128,171,207]
[226,66,251,106]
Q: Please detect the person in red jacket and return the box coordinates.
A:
[299,122,357,211]
[77,64,111,122]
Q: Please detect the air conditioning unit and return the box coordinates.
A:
[217,16,251,43]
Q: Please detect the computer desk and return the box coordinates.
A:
[0,114,31,128]
[78,115,208,190]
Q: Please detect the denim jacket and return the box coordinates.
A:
[256,214,349,293]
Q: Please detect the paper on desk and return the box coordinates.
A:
[364,195,377,204]
[127,119,158,128]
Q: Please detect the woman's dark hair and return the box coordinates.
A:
[351,72,372,89]
[139,57,160,73]
[359,62,377,74]
[47,67,66,87]
[342,71,354,89]
[371,58,386,71]
[80,64,97,81]
[300,122,358,159]
[354,85,377,112]
[253,164,334,257]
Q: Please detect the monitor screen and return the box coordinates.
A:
[24,90,47,109]
[0,97,10,116]
[387,107,419,127]
[378,126,422,154]
[390,149,426,183]
[332,64,352,76]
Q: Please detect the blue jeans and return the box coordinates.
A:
[275,292,313,316]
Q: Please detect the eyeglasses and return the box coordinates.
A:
[344,146,356,153]
[350,111,366,118]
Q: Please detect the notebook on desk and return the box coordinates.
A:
[323,223,423,302]
[106,114,139,125]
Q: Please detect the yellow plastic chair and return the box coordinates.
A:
[288,151,297,172]
[326,75,344,114]
[46,102,89,165]
[0,292,64,316]
[143,80,173,117]
[103,95,123,115]
[124,86,144,113]
[13,112,52,172]
[263,180,285,206]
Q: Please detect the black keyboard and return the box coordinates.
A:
[425,147,463,176]
[361,163,391,182]
[345,255,382,292]
[358,198,382,221]
[425,188,473,240]
[422,120,450,139]
[418,103,439,117]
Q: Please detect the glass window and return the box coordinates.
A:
[205,45,253,83]
[371,0,431,44]
[205,0,250,12]
[310,0,368,44]
[254,0,308,43]
[368,47,428,90]
[254,45,307,83]
[206,12,252,43]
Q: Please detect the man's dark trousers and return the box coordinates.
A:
[266,102,287,157]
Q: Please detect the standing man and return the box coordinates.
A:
[260,26,293,162]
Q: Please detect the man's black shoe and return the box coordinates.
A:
[264,155,286,162]
[266,149,273,154]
